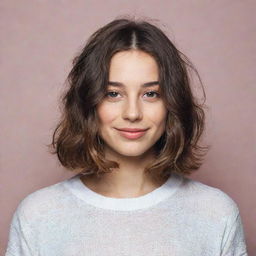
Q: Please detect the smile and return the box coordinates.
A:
[115,129,148,139]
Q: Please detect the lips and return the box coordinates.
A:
[116,128,148,132]
[115,128,148,139]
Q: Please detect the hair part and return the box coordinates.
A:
[49,17,209,183]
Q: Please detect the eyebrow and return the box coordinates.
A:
[107,81,159,88]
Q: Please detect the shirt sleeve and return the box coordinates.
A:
[221,209,248,256]
[5,204,36,256]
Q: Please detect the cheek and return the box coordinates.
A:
[97,103,119,125]
[147,105,168,126]
[156,113,167,128]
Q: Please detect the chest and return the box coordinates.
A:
[37,212,222,256]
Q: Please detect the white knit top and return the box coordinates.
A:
[5,172,248,255]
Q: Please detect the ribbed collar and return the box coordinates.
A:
[63,172,183,211]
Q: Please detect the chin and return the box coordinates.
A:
[112,146,154,158]
[103,139,156,158]
[120,152,146,157]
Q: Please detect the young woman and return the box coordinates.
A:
[5,18,248,255]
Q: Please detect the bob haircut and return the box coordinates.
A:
[50,17,209,182]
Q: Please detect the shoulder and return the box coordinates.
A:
[176,176,247,254]
[12,177,74,223]
[177,175,240,219]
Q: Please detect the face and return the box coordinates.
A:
[96,50,168,159]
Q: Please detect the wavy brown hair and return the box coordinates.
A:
[49,17,209,182]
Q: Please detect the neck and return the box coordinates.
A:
[80,147,167,198]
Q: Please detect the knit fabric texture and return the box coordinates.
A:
[5,172,248,255]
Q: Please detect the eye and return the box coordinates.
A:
[106,91,120,98]
[105,90,160,99]
[144,91,160,98]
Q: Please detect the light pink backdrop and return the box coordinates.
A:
[1,0,255,254]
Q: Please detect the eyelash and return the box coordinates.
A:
[105,91,160,99]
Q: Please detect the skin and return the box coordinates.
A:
[81,49,168,198]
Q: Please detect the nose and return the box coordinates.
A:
[122,96,143,122]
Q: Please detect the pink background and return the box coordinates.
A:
[0,0,255,254]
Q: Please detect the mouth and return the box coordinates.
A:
[114,128,148,139]
[115,128,148,132]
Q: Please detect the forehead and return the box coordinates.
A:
[108,50,159,82]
